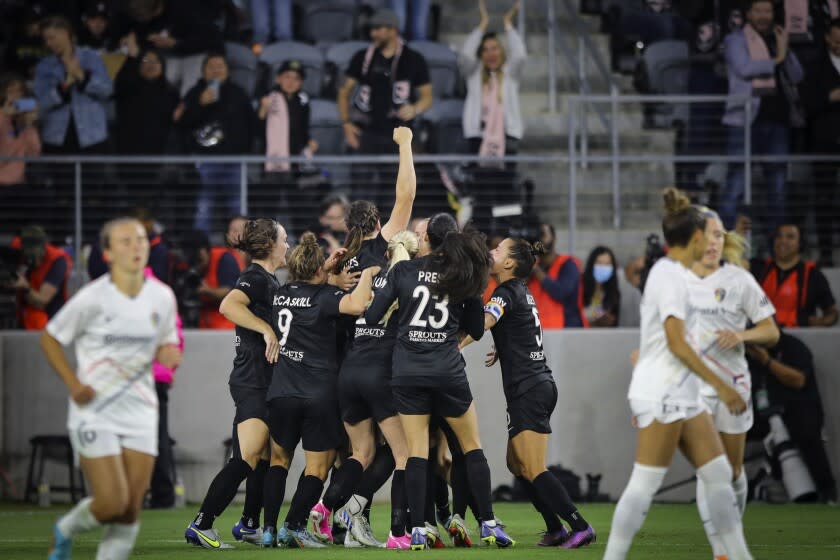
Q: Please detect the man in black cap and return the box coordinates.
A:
[11,225,72,330]
[78,1,114,51]
[338,7,432,205]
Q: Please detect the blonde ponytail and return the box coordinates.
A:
[722,231,749,269]
[381,231,420,324]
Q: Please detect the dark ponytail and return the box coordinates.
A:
[661,187,705,247]
[427,224,491,304]
[336,200,380,270]
[233,218,279,260]
[507,238,546,279]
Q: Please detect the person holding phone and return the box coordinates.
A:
[0,72,40,186]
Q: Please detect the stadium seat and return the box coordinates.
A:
[324,40,369,96]
[309,99,345,155]
[226,41,259,98]
[259,41,325,98]
[24,435,85,504]
[421,98,466,154]
[408,40,459,99]
[300,0,358,45]
[639,39,690,128]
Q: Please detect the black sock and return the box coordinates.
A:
[450,451,470,518]
[241,459,268,528]
[284,475,325,530]
[464,449,493,523]
[405,457,428,529]
[516,475,563,532]
[323,458,364,511]
[262,466,289,530]
[424,450,437,525]
[194,458,252,530]
[390,469,408,536]
[434,471,451,522]
[532,470,589,532]
[357,445,396,522]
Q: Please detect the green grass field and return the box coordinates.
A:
[1,502,838,559]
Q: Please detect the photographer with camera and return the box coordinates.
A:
[10,225,72,330]
[747,332,838,503]
[527,223,588,328]
[0,72,41,186]
[173,230,242,329]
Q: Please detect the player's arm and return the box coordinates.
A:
[459,306,499,350]
[339,266,380,315]
[380,127,416,240]
[39,331,95,404]
[220,287,280,363]
[664,316,746,414]
[716,316,780,349]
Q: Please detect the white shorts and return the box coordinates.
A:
[69,425,158,459]
[630,399,706,429]
[701,393,754,435]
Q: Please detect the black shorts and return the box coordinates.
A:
[339,365,397,425]
[507,380,557,439]
[268,396,343,452]
[230,385,268,425]
[392,378,473,418]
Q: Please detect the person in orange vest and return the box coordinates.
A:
[751,223,837,328]
[527,224,588,328]
[180,230,243,329]
[11,225,72,330]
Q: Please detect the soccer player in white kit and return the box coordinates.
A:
[603,189,753,560]
[40,218,182,560]
[689,208,779,560]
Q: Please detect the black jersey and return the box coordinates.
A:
[268,282,346,400]
[485,279,554,401]
[345,233,389,273]
[229,264,281,389]
[364,255,484,384]
[343,270,397,368]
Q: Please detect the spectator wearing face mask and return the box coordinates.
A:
[582,246,621,328]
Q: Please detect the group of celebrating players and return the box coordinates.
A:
[44,126,775,560]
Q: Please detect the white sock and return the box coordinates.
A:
[603,463,667,560]
[733,470,748,517]
[95,522,140,560]
[697,456,753,560]
[57,497,101,538]
[697,477,728,557]
[345,494,368,516]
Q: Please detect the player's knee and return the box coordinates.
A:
[240,451,262,469]
[519,463,546,482]
[505,455,522,478]
[305,462,331,481]
[93,492,131,522]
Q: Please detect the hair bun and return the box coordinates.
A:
[299,231,318,246]
[662,187,691,216]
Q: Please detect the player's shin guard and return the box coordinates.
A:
[516,476,563,533]
[241,459,268,529]
[733,469,748,516]
[262,466,289,530]
[531,470,589,532]
[697,477,728,558]
[194,458,252,529]
[57,496,101,537]
[697,456,753,560]
[285,475,324,530]
[405,457,428,529]
[323,458,364,511]
[95,522,139,560]
[390,469,408,536]
[356,445,396,518]
[603,463,667,560]
[464,449,494,523]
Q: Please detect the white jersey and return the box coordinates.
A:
[46,275,179,436]
[629,258,700,407]
[687,263,775,397]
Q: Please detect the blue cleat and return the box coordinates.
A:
[184,523,234,549]
[232,520,263,545]
[277,524,293,547]
[261,526,277,548]
[48,524,72,560]
[409,527,427,551]
[480,521,515,548]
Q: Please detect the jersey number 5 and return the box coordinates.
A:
[277,308,293,347]
[532,307,544,348]
[410,285,449,329]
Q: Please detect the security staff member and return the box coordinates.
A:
[11,225,72,330]
[752,223,837,327]
[182,230,242,329]
[528,224,588,329]
[337,8,432,206]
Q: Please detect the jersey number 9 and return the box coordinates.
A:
[409,285,449,329]
[277,308,293,347]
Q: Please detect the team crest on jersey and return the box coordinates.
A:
[150,311,160,326]
[714,288,727,303]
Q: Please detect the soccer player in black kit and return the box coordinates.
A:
[364,213,515,550]
[186,219,288,549]
[261,233,380,549]
[309,126,418,548]
[462,237,596,548]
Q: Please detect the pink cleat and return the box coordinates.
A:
[308,501,334,544]
[386,532,412,549]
